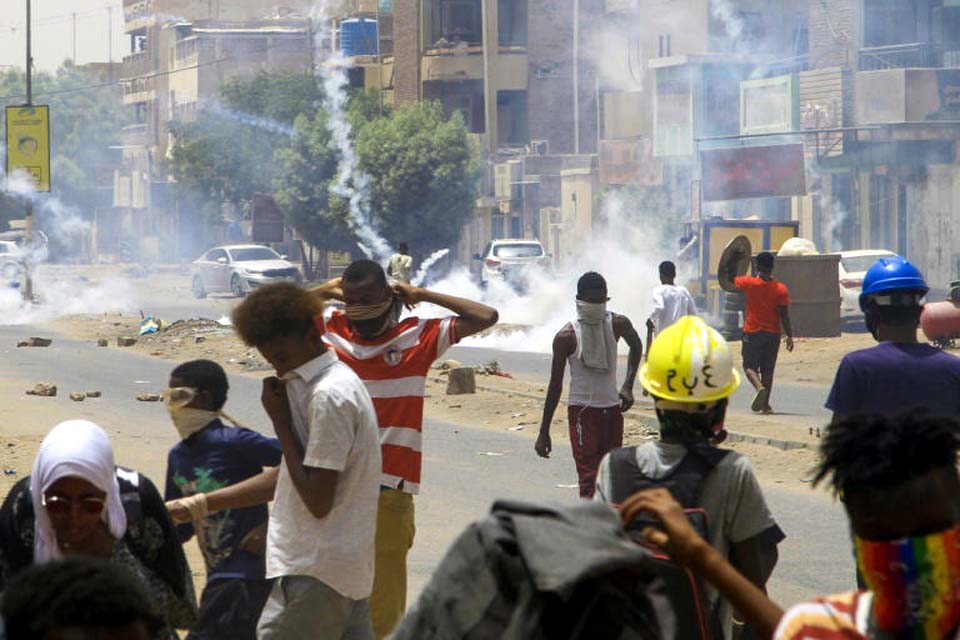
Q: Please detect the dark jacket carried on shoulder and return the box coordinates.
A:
[392,499,675,640]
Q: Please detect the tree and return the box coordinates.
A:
[0,63,129,240]
[272,111,347,249]
[354,101,477,255]
[167,70,324,221]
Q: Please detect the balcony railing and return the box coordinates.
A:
[859,43,940,70]
[757,54,809,78]
[121,50,151,79]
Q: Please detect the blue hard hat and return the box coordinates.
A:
[859,256,929,311]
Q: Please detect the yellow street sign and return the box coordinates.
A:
[5,105,51,192]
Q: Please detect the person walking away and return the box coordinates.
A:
[826,256,960,421]
[595,315,784,640]
[621,412,960,640]
[161,360,282,640]
[535,272,643,499]
[735,251,794,414]
[231,283,381,640]
[387,243,413,284]
[310,260,498,638]
[645,260,698,351]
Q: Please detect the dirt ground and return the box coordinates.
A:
[0,266,907,605]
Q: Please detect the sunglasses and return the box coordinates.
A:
[162,386,198,409]
[42,494,106,517]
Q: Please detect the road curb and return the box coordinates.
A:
[428,376,812,451]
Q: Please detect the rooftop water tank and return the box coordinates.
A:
[340,18,379,57]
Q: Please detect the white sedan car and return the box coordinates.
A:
[0,241,24,284]
[192,244,301,298]
[839,249,897,319]
[475,239,551,288]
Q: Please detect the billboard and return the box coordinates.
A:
[701,144,806,202]
[5,105,51,192]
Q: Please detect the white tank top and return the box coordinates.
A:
[567,314,620,408]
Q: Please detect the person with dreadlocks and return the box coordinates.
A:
[619,412,960,640]
[826,256,960,421]
[595,316,784,640]
[311,260,499,639]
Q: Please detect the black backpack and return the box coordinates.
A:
[607,445,731,640]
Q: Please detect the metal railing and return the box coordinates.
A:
[859,43,940,70]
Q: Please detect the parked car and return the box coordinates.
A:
[839,249,897,319]
[192,244,301,298]
[475,239,551,289]
[0,241,24,285]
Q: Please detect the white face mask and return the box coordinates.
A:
[162,387,224,439]
[167,406,220,440]
[576,300,607,324]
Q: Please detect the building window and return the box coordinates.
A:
[510,215,522,238]
[863,0,919,47]
[498,0,527,47]
[496,90,528,146]
[492,213,505,239]
[429,0,482,46]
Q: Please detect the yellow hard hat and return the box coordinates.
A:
[640,316,740,403]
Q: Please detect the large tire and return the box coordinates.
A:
[231,274,246,298]
[192,275,207,299]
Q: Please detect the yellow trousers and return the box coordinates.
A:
[370,489,415,639]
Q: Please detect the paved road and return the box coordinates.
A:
[446,345,833,422]
[0,322,853,609]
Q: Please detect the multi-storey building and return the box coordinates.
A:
[803,0,960,286]
[115,0,313,260]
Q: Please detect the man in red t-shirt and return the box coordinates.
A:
[311,259,498,639]
[734,251,794,414]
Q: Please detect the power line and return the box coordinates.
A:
[0,39,306,104]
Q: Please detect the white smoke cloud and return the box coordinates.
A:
[417,190,682,353]
[310,0,393,262]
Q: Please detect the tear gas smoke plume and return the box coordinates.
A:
[416,191,687,353]
[411,249,450,287]
[310,0,392,262]
[0,166,136,324]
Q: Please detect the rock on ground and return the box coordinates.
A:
[446,368,477,395]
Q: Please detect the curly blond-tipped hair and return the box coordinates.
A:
[231,282,320,347]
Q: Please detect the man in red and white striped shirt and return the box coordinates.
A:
[312,259,498,639]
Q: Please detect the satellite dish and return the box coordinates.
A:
[718,235,752,293]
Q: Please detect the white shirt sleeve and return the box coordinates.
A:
[684,289,698,316]
[648,286,665,327]
[303,389,357,472]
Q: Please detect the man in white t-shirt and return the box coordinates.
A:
[232,283,381,640]
[387,242,413,284]
[645,260,697,353]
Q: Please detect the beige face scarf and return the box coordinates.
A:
[345,294,402,338]
[162,387,240,440]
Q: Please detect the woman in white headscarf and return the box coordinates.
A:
[0,420,197,639]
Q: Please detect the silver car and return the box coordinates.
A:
[192,244,302,298]
[0,241,24,285]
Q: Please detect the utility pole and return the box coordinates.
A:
[107,7,113,67]
[23,0,33,302]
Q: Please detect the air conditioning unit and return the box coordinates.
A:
[528,140,549,156]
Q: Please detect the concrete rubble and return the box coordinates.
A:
[26,384,57,397]
[136,392,162,402]
[446,367,477,395]
[16,337,52,348]
[117,337,138,347]
[70,393,86,402]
